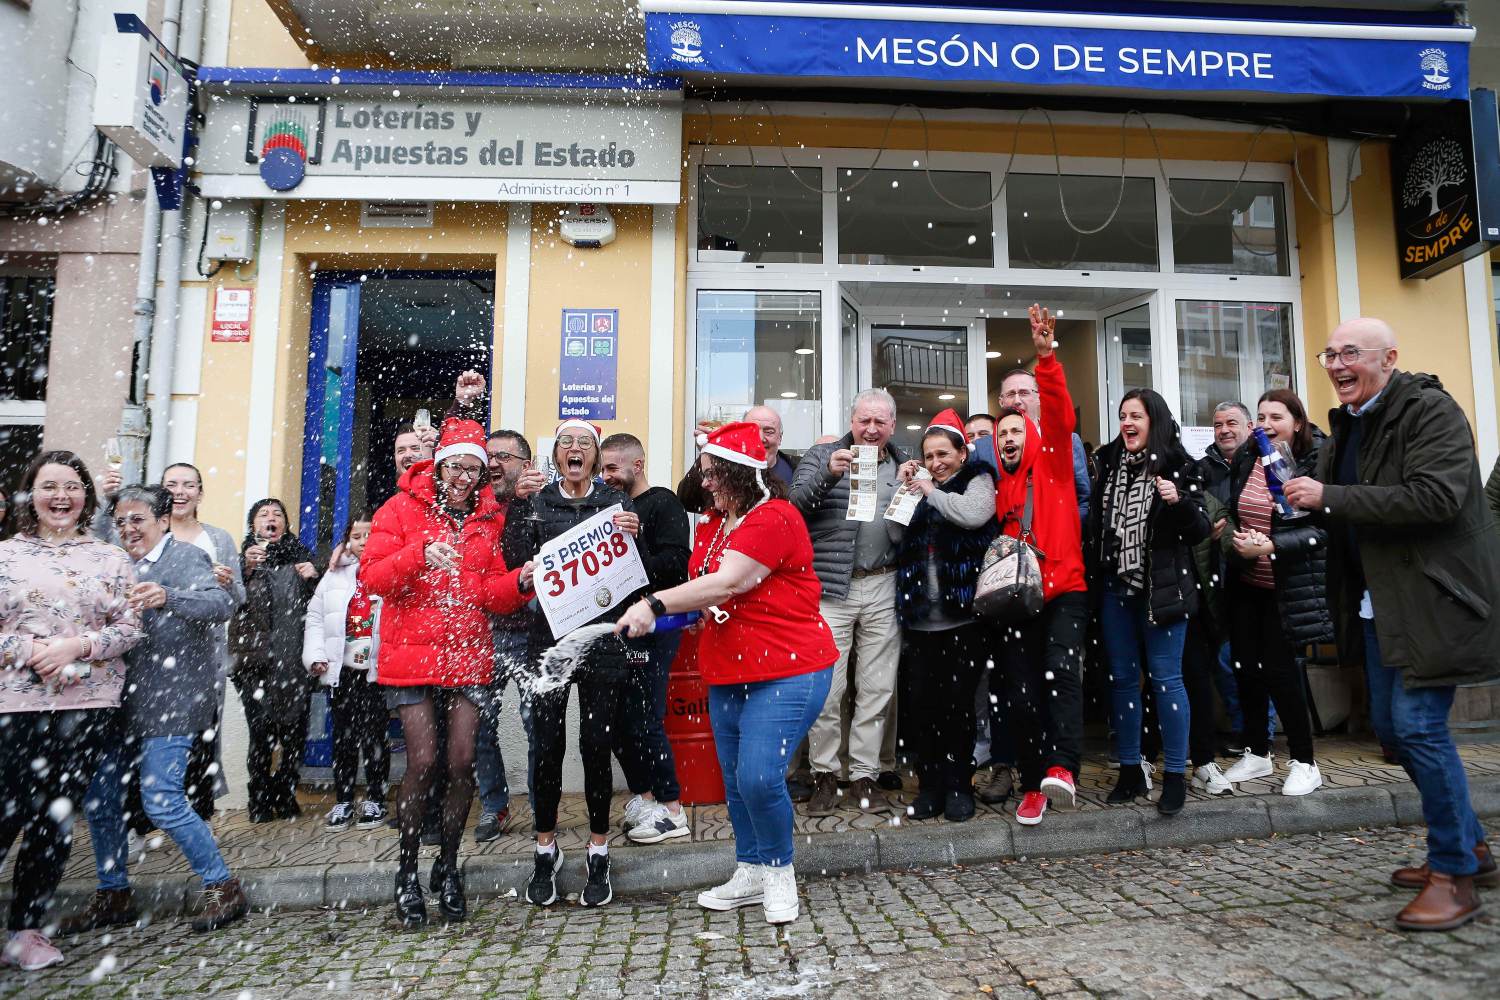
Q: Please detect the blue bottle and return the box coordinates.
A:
[1251,427,1307,520]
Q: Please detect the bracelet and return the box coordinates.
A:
[644,593,667,617]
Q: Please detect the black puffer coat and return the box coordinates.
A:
[1221,432,1335,647]
[789,433,909,601]
[1088,439,1211,626]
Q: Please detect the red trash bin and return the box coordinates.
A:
[664,630,725,805]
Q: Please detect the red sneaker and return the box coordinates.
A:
[1015,790,1048,826]
[1040,767,1076,809]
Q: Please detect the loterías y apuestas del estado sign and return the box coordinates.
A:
[195,89,682,206]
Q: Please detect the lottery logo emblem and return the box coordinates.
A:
[594,588,613,609]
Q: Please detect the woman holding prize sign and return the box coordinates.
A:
[361,418,529,930]
[617,422,837,925]
[502,417,644,912]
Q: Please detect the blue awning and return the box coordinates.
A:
[641,1,1474,100]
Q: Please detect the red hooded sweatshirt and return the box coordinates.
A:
[991,353,1087,601]
[361,461,526,687]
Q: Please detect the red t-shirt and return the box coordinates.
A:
[687,499,837,685]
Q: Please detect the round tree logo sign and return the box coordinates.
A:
[670,20,704,63]
[1419,48,1451,92]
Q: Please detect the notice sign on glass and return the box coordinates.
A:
[210,287,254,342]
[559,308,618,420]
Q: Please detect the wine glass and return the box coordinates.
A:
[103,437,123,472]
[1273,441,1309,520]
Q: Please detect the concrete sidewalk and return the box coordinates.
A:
[13,738,1500,918]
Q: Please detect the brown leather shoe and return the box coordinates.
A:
[191,877,249,933]
[1394,872,1482,932]
[850,777,890,814]
[805,773,840,817]
[1392,841,1500,889]
[976,767,1014,805]
[59,888,138,935]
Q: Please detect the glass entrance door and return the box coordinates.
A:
[1102,298,1156,438]
[869,324,970,457]
[301,271,495,554]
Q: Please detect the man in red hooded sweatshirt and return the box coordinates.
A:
[992,304,1089,827]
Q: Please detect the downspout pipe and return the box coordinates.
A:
[143,0,206,481]
[117,0,183,487]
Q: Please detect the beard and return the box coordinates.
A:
[1001,453,1021,474]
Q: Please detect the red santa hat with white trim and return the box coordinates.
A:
[555,418,602,447]
[699,421,767,469]
[925,408,968,450]
[433,417,488,466]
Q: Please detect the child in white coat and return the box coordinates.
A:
[303,516,389,830]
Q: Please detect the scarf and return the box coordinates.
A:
[1105,449,1153,594]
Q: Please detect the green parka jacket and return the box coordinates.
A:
[1315,370,1500,688]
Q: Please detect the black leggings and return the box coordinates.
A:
[395,690,479,877]
[1183,616,1222,769]
[331,670,390,804]
[531,674,626,836]
[906,624,988,794]
[0,709,114,931]
[1229,582,1315,763]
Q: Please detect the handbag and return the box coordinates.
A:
[973,476,1045,625]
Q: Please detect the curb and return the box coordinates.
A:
[32,776,1500,919]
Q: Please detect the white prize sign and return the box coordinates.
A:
[535,504,649,639]
[93,20,189,169]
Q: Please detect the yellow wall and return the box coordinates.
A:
[190,269,259,534]
[228,0,312,68]
[524,204,656,454]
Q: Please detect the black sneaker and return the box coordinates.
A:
[473,808,509,843]
[876,770,904,792]
[526,847,563,906]
[581,852,612,908]
[355,800,387,830]
[325,802,355,831]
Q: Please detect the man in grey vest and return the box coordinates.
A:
[790,389,908,815]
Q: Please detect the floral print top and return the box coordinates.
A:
[0,533,142,713]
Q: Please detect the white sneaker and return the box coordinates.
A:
[621,794,651,831]
[1281,760,1323,796]
[761,865,799,924]
[1223,751,1274,783]
[627,803,691,844]
[697,863,764,911]
[1192,762,1233,796]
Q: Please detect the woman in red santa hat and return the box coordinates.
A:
[501,417,645,910]
[889,408,1000,823]
[361,417,529,929]
[617,422,837,925]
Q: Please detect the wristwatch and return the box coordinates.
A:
[644,593,667,617]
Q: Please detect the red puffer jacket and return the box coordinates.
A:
[361,462,525,687]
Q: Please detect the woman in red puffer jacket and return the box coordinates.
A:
[361,418,530,929]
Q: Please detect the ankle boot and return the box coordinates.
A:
[1156,771,1187,816]
[437,868,466,922]
[1395,871,1482,931]
[1107,764,1148,804]
[394,872,426,930]
[59,888,139,934]
[1392,841,1500,890]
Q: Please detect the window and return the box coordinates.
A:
[0,272,52,494]
[1176,300,1294,427]
[1007,173,1158,271]
[695,291,822,451]
[838,169,993,266]
[697,165,822,263]
[873,324,970,457]
[1170,179,1289,276]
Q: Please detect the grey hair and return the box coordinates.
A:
[851,388,897,421]
[115,484,173,519]
[1213,401,1252,423]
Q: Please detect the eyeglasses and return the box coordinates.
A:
[488,451,526,463]
[441,464,485,480]
[35,482,85,495]
[1000,388,1037,401]
[555,435,596,450]
[1317,346,1383,368]
[112,514,153,529]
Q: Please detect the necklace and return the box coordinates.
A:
[697,498,766,578]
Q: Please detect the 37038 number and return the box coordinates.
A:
[541,533,630,597]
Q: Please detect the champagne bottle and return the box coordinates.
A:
[1251,427,1307,520]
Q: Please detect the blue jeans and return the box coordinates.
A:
[1099,583,1190,774]
[476,629,534,815]
[1211,641,1278,739]
[709,667,832,868]
[86,736,232,890]
[1363,621,1487,876]
[613,629,682,801]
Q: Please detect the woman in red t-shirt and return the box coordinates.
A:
[617,422,835,925]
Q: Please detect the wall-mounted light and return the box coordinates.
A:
[780,391,798,398]
[985,351,1001,359]
[794,347,816,355]
[938,393,956,401]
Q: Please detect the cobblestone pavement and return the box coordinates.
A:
[8,824,1497,999]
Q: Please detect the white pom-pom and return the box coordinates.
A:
[695,432,709,448]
